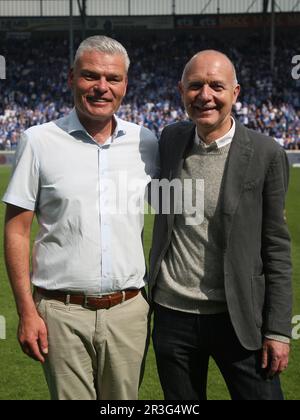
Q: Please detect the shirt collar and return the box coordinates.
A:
[111,116,127,142]
[67,108,127,144]
[195,117,236,149]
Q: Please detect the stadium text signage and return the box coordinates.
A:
[175,12,300,29]
[0,55,6,79]
[292,315,300,340]
[292,55,300,80]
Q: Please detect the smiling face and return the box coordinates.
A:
[68,50,128,130]
[179,51,240,142]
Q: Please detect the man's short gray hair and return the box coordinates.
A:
[74,35,130,72]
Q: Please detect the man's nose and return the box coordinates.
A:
[94,78,109,92]
[198,84,212,101]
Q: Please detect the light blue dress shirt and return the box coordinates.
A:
[3,109,159,294]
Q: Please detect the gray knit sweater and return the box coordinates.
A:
[154,140,231,314]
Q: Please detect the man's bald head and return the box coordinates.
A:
[182,50,238,87]
[178,49,241,143]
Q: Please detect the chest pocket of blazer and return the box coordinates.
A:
[243,179,261,192]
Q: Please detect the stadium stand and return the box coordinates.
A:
[0,31,299,150]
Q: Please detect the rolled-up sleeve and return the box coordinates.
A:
[2,132,39,211]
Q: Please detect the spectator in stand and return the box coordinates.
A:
[0,34,299,147]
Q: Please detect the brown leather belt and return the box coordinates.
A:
[35,287,140,310]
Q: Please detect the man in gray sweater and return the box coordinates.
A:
[149,50,292,400]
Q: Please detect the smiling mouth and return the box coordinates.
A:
[193,105,216,112]
[86,97,112,104]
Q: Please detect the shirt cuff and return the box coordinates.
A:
[264,333,291,344]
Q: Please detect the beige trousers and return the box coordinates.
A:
[35,291,150,400]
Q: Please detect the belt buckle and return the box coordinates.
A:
[83,295,100,310]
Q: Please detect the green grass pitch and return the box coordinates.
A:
[0,165,299,400]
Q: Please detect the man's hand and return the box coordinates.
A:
[18,311,48,364]
[262,338,290,378]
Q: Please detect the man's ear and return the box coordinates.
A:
[67,68,74,89]
[233,84,241,104]
[178,81,184,97]
[123,76,128,96]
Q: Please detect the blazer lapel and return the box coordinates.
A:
[167,123,195,234]
[221,121,254,246]
[169,123,195,178]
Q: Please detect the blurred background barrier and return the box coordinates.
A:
[1,151,300,167]
[0,151,15,165]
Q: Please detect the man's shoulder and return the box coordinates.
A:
[117,118,158,143]
[238,122,285,156]
[116,117,142,132]
[17,121,58,152]
[160,121,194,151]
[162,121,194,137]
[24,120,58,139]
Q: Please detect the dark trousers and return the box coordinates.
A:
[152,304,284,401]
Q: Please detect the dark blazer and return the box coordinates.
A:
[149,120,293,351]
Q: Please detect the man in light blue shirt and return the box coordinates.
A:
[3,36,158,400]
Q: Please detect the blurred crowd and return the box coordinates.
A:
[0,32,300,150]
